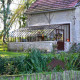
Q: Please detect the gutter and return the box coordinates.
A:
[25,7,76,15]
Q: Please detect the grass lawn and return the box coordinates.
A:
[0,51,28,57]
[0,51,55,58]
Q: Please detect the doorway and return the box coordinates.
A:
[56,29,64,50]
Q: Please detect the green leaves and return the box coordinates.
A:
[24,49,48,73]
[0,49,51,75]
[54,52,80,70]
[0,0,13,43]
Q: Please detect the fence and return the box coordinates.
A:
[0,71,80,80]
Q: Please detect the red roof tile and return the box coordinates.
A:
[27,0,80,14]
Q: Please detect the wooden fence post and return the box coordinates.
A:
[40,74,43,80]
[37,74,39,80]
[55,72,58,80]
[46,74,50,80]
[8,77,11,80]
[63,71,66,80]
[79,71,80,79]
[31,75,33,80]
[27,75,30,80]
[33,74,36,80]
[51,72,56,80]
[20,75,24,80]
[77,71,80,80]
[43,74,47,80]
[12,76,15,80]
[57,72,62,80]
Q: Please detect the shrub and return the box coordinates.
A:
[0,57,7,74]
[69,43,80,53]
[51,44,57,54]
[24,49,48,73]
[74,53,80,70]
[0,49,52,75]
[0,49,79,75]
[52,65,64,72]
[54,52,80,70]
[0,56,25,75]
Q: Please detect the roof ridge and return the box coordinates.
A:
[27,0,79,14]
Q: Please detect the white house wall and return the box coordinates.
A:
[28,9,75,43]
[75,6,80,43]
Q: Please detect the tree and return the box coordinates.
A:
[0,0,36,43]
[18,0,36,28]
[0,0,13,43]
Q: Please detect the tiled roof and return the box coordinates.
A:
[27,0,80,14]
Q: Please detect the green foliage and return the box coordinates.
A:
[0,57,6,74]
[53,52,80,70]
[0,50,80,75]
[0,49,51,75]
[69,43,80,53]
[0,56,25,75]
[52,65,64,72]
[0,0,13,43]
[24,49,48,73]
[18,14,27,28]
[52,44,57,54]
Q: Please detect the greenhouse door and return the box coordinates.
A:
[56,29,64,50]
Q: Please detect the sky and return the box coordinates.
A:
[10,0,23,10]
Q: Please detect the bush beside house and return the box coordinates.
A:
[0,49,80,75]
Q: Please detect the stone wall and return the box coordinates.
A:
[8,41,57,52]
[64,42,73,52]
[8,41,73,52]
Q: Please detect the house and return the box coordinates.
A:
[8,0,80,52]
[26,0,80,51]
